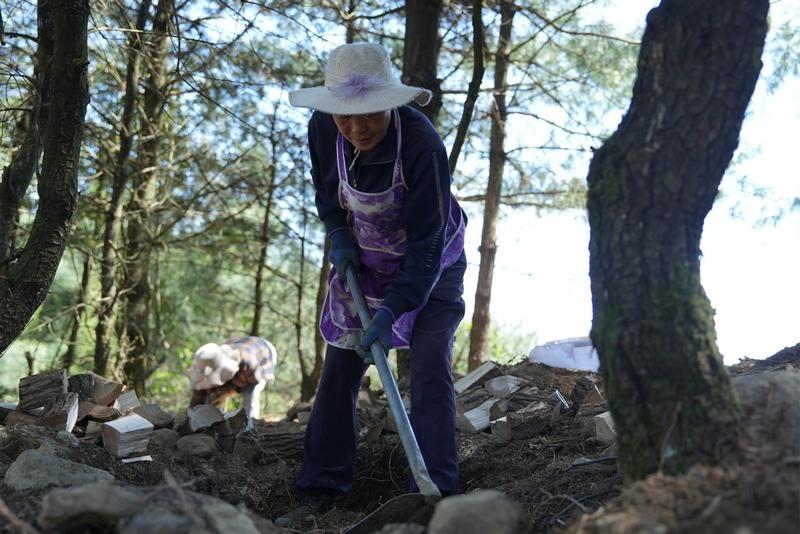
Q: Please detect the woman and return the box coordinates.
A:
[186,336,277,420]
[276,42,467,526]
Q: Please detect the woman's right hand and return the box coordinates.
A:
[329,228,360,275]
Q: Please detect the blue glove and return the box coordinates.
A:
[358,308,394,365]
[329,229,360,276]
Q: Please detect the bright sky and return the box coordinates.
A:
[461,0,800,365]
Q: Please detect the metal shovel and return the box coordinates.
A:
[342,265,441,534]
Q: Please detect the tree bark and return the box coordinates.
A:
[467,0,515,371]
[0,0,53,266]
[123,0,172,394]
[94,0,152,376]
[402,0,444,124]
[449,0,485,175]
[586,0,768,481]
[0,0,90,354]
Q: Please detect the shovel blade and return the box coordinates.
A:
[344,493,438,534]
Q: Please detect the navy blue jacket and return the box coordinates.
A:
[308,105,465,319]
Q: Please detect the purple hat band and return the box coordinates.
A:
[327,73,390,99]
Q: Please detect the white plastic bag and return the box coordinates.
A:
[528,336,599,372]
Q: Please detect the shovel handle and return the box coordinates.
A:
[344,265,441,497]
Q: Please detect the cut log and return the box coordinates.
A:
[483,375,528,399]
[491,401,551,442]
[454,361,501,395]
[489,386,545,421]
[456,399,497,433]
[456,386,493,412]
[45,392,79,433]
[102,414,154,457]
[0,401,16,423]
[5,393,79,432]
[133,404,175,429]
[187,404,224,433]
[68,372,124,406]
[113,390,141,415]
[575,383,607,417]
[594,411,616,445]
[78,401,121,422]
[18,370,68,412]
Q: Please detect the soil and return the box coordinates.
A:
[1,344,798,533]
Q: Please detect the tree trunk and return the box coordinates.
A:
[467,0,515,371]
[251,115,278,336]
[94,0,152,376]
[0,0,90,354]
[297,184,322,402]
[63,251,93,371]
[308,238,330,402]
[402,0,444,124]
[0,0,54,267]
[123,0,172,394]
[586,0,768,481]
[449,0,485,175]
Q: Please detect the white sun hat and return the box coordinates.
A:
[289,42,432,115]
[186,343,241,390]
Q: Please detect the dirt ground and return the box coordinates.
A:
[1,344,798,533]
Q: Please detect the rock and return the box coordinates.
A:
[122,510,197,534]
[296,411,311,424]
[0,401,16,423]
[733,369,800,455]
[38,482,145,529]
[202,496,262,534]
[151,428,181,450]
[233,432,263,463]
[594,411,616,446]
[286,401,312,421]
[428,489,525,534]
[377,524,426,534]
[212,408,248,437]
[0,426,47,459]
[135,404,176,429]
[36,439,71,458]
[4,449,113,491]
[177,434,217,457]
[186,404,224,433]
[113,390,142,415]
[55,430,79,447]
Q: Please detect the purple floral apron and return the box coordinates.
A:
[320,108,465,350]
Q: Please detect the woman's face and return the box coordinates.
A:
[332,110,391,152]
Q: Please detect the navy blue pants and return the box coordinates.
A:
[297,254,466,496]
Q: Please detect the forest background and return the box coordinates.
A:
[0,0,797,419]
